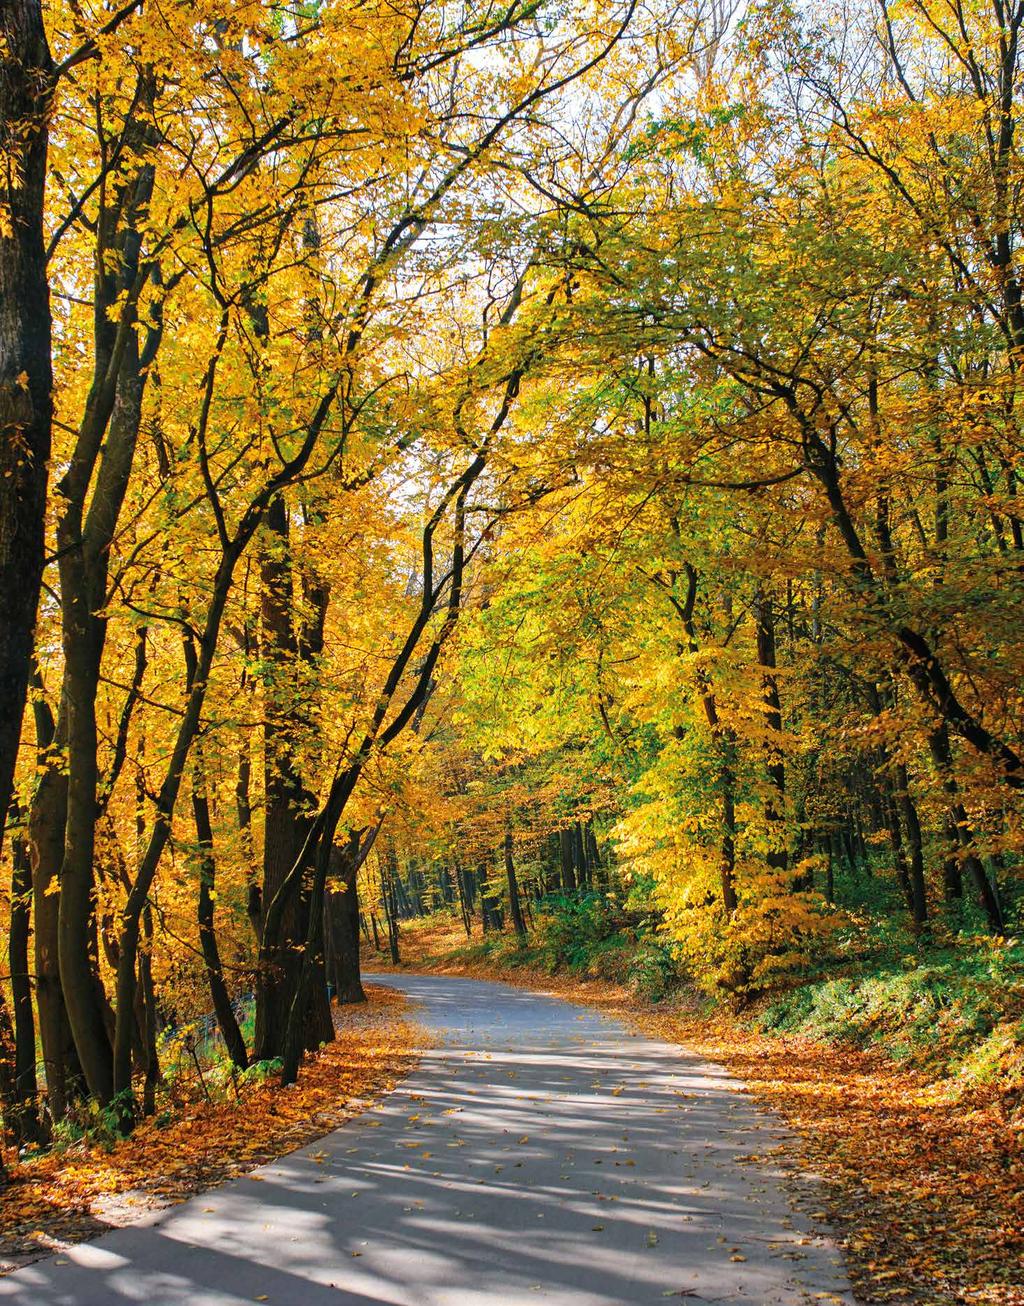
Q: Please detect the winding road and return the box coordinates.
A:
[0,974,856,1304]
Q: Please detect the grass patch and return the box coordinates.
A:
[756,937,1024,1106]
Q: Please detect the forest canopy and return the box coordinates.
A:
[2,0,1023,1150]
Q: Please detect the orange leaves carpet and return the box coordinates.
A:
[0,984,421,1273]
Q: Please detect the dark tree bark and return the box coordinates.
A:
[894,762,928,932]
[382,844,401,965]
[585,824,602,885]
[138,905,160,1116]
[558,828,577,894]
[753,586,789,877]
[253,495,332,1061]
[57,134,160,1103]
[940,811,965,903]
[0,1,53,858]
[480,862,504,933]
[27,691,83,1121]
[325,832,367,1005]
[454,858,473,937]
[6,816,43,1142]
[880,783,914,912]
[0,989,23,1158]
[236,735,262,940]
[192,742,248,1070]
[676,563,738,914]
[928,723,1003,933]
[573,823,590,891]
[504,827,527,939]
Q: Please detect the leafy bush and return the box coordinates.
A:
[49,1090,135,1152]
[493,893,683,1000]
[757,937,1024,1097]
[626,939,678,1001]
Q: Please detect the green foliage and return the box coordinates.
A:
[625,940,678,1001]
[49,1091,136,1153]
[238,1058,283,1085]
[757,938,1024,1094]
[446,894,681,1000]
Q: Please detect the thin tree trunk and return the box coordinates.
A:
[138,905,160,1115]
[57,130,159,1104]
[558,828,577,894]
[254,495,331,1061]
[675,565,738,915]
[504,827,527,939]
[28,714,82,1121]
[941,812,965,903]
[753,586,789,877]
[7,819,42,1142]
[192,747,248,1070]
[383,846,400,965]
[236,739,262,941]
[928,724,1003,932]
[894,762,928,932]
[454,859,472,938]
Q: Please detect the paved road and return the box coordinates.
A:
[1,974,856,1305]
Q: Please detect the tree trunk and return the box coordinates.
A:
[383,845,400,965]
[55,119,159,1103]
[573,822,590,891]
[894,762,928,932]
[138,905,160,1116]
[753,586,789,876]
[480,862,504,932]
[253,495,331,1060]
[28,737,82,1121]
[673,564,738,915]
[928,724,1003,933]
[881,786,914,911]
[7,820,42,1142]
[192,751,248,1070]
[0,1,53,856]
[57,641,115,1102]
[236,738,262,940]
[558,827,577,894]
[325,834,366,1005]
[454,859,472,937]
[940,813,965,903]
[504,827,527,939]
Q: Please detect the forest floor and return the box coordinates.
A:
[0,983,421,1275]
[387,920,1024,1306]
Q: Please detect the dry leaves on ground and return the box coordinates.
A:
[0,984,422,1273]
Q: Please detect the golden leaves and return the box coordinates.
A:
[0,987,422,1266]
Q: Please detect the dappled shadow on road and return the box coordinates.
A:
[0,974,854,1306]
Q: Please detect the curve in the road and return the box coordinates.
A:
[0,973,855,1305]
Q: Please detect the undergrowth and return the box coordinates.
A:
[757,937,1024,1104]
[445,887,680,1001]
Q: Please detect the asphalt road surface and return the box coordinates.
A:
[0,973,856,1305]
